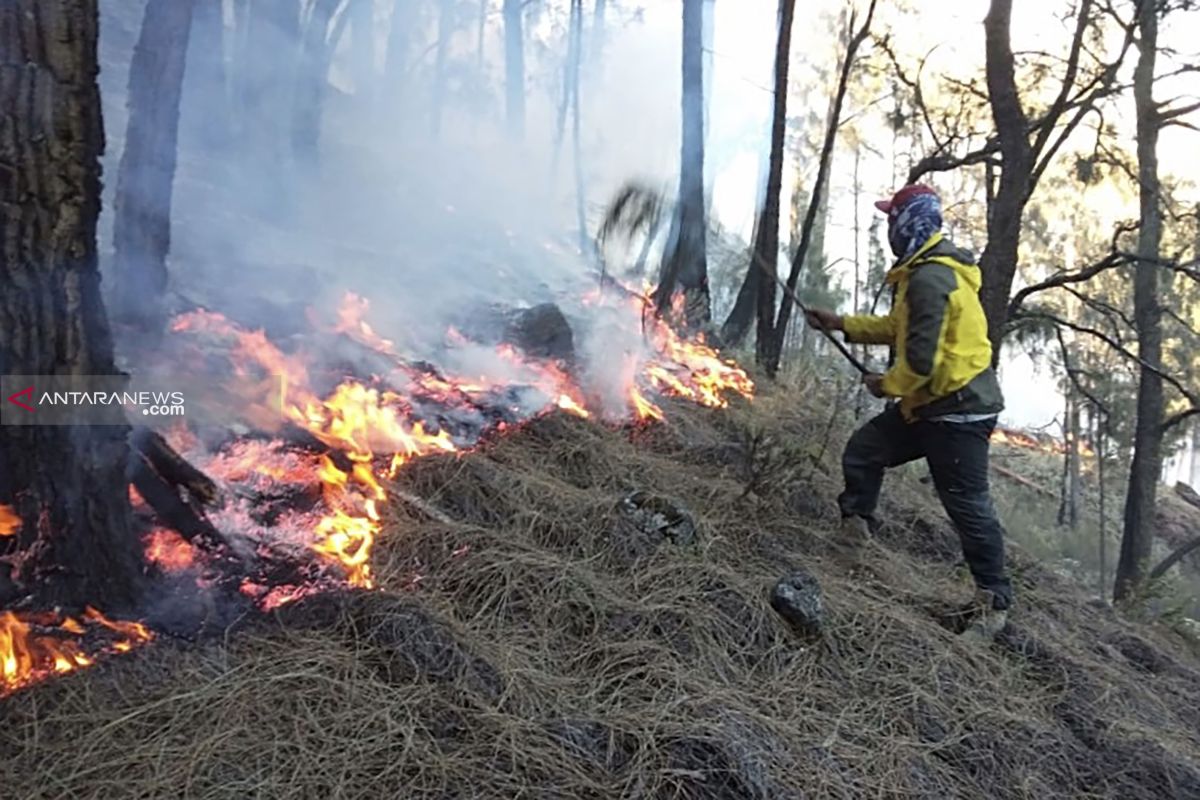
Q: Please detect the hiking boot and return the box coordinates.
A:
[839,515,872,547]
[959,589,1008,643]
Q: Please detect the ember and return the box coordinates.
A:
[143,528,197,572]
[0,504,19,536]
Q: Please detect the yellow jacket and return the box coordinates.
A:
[841,233,1004,422]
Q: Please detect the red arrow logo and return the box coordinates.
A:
[7,386,35,412]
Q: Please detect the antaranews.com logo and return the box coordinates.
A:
[2,376,187,427]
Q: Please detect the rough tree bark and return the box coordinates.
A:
[503,0,526,140]
[112,0,197,334]
[720,0,795,357]
[979,0,1034,358]
[1115,2,1164,602]
[0,0,148,611]
[655,0,710,330]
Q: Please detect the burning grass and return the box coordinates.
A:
[2,388,1199,798]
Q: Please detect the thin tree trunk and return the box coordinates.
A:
[721,1,793,349]
[1096,408,1108,599]
[767,0,876,376]
[432,0,452,135]
[655,0,710,330]
[701,0,715,216]
[112,0,197,335]
[568,0,588,255]
[590,0,607,74]
[1115,4,1163,602]
[503,0,526,140]
[0,0,147,611]
[292,0,342,164]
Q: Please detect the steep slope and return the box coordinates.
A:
[2,389,1199,799]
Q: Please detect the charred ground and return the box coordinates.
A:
[3,388,1199,800]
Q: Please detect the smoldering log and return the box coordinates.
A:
[128,428,227,548]
[131,428,219,506]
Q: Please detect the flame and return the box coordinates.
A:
[0,504,19,536]
[143,528,197,572]
[991,427,1096,459]
[165,289,755,594]
[335,292,397,355]
[1,608,151,694]
[630,386,664,421]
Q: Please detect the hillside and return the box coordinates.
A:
[3,387,1199,800]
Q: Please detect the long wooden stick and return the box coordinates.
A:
[749,249,870,375]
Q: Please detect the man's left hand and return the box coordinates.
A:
[863,372,887,398]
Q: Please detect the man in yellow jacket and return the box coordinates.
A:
[805,184,1011,641]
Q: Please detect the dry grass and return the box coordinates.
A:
[3,386,1200,799]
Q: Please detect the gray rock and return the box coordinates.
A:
[770,570,824,639]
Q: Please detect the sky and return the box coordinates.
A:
[616,0,1200,432]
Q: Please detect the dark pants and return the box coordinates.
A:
[839,404,1013,610]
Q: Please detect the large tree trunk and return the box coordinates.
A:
[1114,5,1163,602]
[979,0,1034,359]
[503,0,526,140]
[656,0,710,330]
[0,0,147,611]
[112,0,196,335]
[722,0,794,354]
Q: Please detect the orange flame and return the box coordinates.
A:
[143,529,197,572]
[334,292,397,356]
[1,608,152,694]
[0,504,19,537]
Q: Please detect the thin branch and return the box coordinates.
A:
[1158,98,1200,123]
[1163,407,1200,434]
[1054,325,1109,414]
[1029,0,1093,159]
[1013,311,1200,411]
[1005,250,1132,320]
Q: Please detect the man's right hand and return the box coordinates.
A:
[804,308,843,331]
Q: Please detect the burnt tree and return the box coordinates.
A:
[720,0,795,358]
[655,0,710,330]
[0,0,148,610]
[112,0,196,334]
